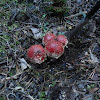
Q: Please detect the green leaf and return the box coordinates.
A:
[58,32,65,35]
[41,34,45,37]
[43,29,47,33]
[8,26,12,30]
[42,14,46,19]
[45,27,49,30]
[40,98,45,100]
[0,95,5,100]
[39,91,45,98]
[82,12,86,18]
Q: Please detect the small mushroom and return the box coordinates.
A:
[45,40,64,59]
[56,35,68,47]
[42,33,56,45]
[27,45,46,64]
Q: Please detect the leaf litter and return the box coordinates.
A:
[0,0,100,100]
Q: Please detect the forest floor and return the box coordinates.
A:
[0,0,100,100]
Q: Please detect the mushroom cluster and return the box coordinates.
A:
[27,33,68,64]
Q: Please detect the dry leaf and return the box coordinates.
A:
[31,27,39,33]
[20,58,28,71]
[14,86,24,92]
[89,88,99,94]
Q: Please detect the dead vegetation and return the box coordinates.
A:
[0,0,100,100]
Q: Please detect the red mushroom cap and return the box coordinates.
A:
[42,33,56,45]
[56,35,68,47]
[27,45,46,64]
[45,40,64,59]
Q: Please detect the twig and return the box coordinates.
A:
[64,19,75,26]
[25,81,33,90]
[1,71,23,83]
[19,75,28,82]
[54,71,65,76]
[65,11,87,19]
[81,80,100,83]
[88,70,95,80]
[11,87,37,100]
[25,78,33,87]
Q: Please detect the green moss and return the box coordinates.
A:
[0,95,6,100]
[87,84,95,90]
[8,23,18,31]
[39,91,46,100]
[45,0,70,17]
[9,71,14,76]
[94,94,99,100]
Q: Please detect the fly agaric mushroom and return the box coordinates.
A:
[27,45,46,64]
[45,40,64,59]
[56,35,68,47]
[42,33,56,45]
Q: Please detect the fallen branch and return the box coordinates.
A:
[65,1,100,40]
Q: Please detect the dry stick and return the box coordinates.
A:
[66,1,100,40]
[65,11,87,19]
[8,11,18,25]
[1,71,23,83]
